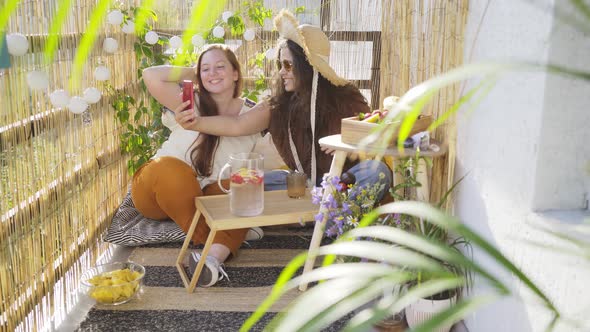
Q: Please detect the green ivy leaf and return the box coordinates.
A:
[294,6,306,14]
[254,74,266,90]
[249,52,265,68]
[246,1,272,27]
[142,45,152,57]
[227,15,245,35]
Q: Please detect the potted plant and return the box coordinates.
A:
[310,172,407,329]
[390,158,471,331]
[240,201,556,332]
[403,236,470,332]
[305,153,471,331]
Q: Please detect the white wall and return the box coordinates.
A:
[456,0,590,331]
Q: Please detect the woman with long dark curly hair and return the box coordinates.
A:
[175,10,391,195]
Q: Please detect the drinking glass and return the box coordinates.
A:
[286,172,307,199]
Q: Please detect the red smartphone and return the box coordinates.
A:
[182,80,194,111]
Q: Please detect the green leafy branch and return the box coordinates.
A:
[104,6,169,175]
[245,0,273,26]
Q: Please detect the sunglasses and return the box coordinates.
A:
[276,59,293,72]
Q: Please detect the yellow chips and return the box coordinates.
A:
[86,268,143,304]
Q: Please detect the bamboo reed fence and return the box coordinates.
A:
[0,0,468,330]
[380,0,469,208]
[0,1,141,331]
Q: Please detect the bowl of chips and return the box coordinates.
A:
[80,261,145,305]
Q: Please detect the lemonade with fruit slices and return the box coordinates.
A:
[229,167,264,216]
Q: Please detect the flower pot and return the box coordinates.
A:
[373,310,406,332]
[405,295,456,332]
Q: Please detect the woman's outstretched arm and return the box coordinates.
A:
[142,65,195,111]
[175,99,271,137]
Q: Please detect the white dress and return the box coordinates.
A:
[152,101,260,189]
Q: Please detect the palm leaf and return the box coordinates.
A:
[344,277,467,331]
[363,60,590,155]
[134,0,156,35]
[240,252,307,332]
[44,0,73,63]
[0,0,21,39]
[70,0,111,90]
[173,0,225,66]
[270,277,396,332]
[410,296,499,332]
[344,226,507,294]
[525,0,590,35]
[427,76,497,134]
[287,263,410,289]
[299,274,410,332]
[372,201,558,314]
[317,241,448,272]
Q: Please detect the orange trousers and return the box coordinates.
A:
[131,156,247,257]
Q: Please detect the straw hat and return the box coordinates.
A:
[273,9,348,87]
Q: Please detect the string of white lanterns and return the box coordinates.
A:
[106,10,124,26]
[169,35,182,49]
[49,89,70,108]
[212,26,225,39]
[10,8,266,115]
[83,87,102,104]
[103,37,118,53]
[243,29,255,41]
[265,47,277,60]
[94,66,110,81]
[222,11,233,23]
[6,33,29,56]
[67,96,89,114]
[191,34,205,47]
[122,20,135,34]
[144,30,159,45]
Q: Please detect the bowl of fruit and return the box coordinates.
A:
[80,261,145,305]
[341,110,432,147]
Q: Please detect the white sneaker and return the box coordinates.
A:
[188,252,228,288]
[245,227,264,241]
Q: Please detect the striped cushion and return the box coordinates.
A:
[104,192,185,246]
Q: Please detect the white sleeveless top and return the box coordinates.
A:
[153,101,260,188]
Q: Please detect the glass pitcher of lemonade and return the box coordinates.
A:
[217,152,264,216]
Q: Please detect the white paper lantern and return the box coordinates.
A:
[122,20,135,34]
[107,10,123,25]
[26,71,49,91]
[265,47,276,60]
[94,66,110,81]
[169,36,182,49]
[6,33,29,56]
[243,29,255,41]
[191,34,205,47]
[49,89,71,108]
[82,87,102,104]
[103,38,118,53]
[68,96,88,114]
[222,11,233,23]
[212,26,225,38]
[145,31,159,45]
